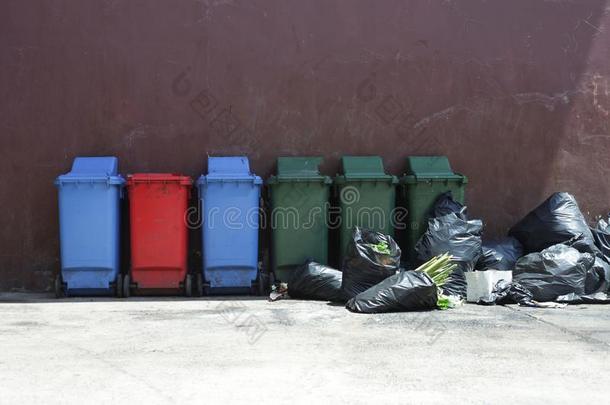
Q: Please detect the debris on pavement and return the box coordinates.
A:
[477,279,532,305]
[476,279,567,308]
[268,283,289,302]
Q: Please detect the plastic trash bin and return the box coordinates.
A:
[267,157,332,282]
[335,156,398,263]
[54,157,125,297]
[399,156,467,263]
[125,173,192,296]
[197,156,262,295]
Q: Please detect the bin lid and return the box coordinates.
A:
[268,157,331,184]
[72,157,118,175]
[55,156,125,185]
[402,156,467,183]
[336,156,397,183]
[198,156,262,184]
[127,173,192,186]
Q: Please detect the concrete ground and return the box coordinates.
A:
[0,293,608,404]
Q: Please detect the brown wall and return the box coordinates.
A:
[2,0,610,291]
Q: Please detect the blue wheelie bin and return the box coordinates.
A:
[54,157,125,297]
[197,156,262,295]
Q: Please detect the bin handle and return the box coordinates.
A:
[344,174,396,184]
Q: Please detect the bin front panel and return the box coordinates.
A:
[128,179,190,289]
[201,181,260,289]
[58,183,121,291]
[270,182,329,282]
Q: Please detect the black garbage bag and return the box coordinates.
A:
[476,246,501,270]
[341,227,401,299]
[591,215,610,259]
[556,291,610,304]
[288,261,346,302]
[345,270,438,313]
[477,279,534,305]
[557,254,610,303]
[431,191,468,220]
[585,256,610,294]
[513,244,594,302]
[476,237,524,270]
[415,213,483,298]
[509,192,598,254]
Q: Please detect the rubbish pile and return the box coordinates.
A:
[463,192,610,305]
[271,191,610,312]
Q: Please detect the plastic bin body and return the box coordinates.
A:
[127,174,192,290]
[198,157,262,293]
[55,157,124,294]
[268,157,331,282]
[399,156,468,263]
[335,156,398,263]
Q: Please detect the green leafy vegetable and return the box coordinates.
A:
[414,253,461,310]
[414,253,456,287]
[436,295,452,310]
[366,242,391,255]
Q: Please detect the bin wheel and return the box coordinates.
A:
[123,274,131,298]
[54,275,64,299]
[203,285,211,296]
[195,273,203,297]
[184,274,192,297]
[116,274,123,298]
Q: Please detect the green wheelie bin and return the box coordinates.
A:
[267,157,332,282]
[335,156,398,263]
[399,156,468,263]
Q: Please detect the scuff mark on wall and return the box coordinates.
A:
[512,92,571,111]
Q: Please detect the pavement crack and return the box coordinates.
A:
[505,306,610,349]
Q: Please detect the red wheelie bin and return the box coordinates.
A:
[125,174,192,296]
